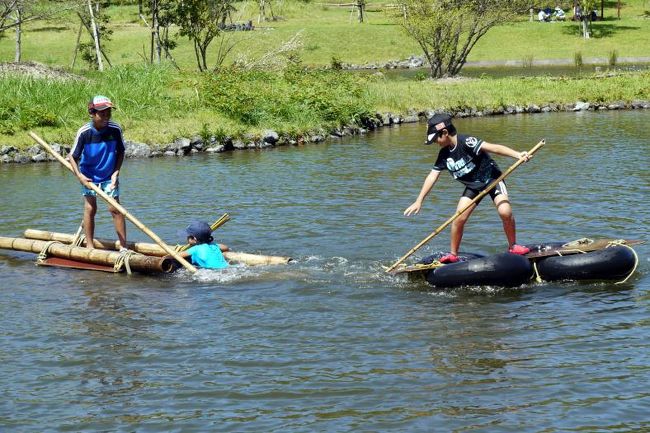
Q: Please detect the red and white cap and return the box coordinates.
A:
[88,95,115,112]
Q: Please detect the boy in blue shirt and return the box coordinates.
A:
[68,95,127,250]
[179,221,230,269]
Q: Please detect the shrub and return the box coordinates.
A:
[200,66,374,128]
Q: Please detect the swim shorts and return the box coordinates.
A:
[462,180,507,202]
[81,180,120,198]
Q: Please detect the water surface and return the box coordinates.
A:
[1,110,649,432]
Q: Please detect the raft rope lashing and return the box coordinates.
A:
[71,223,86,247]
[113,249,137,275]
[607,240,639,285]
[36,240,63,264]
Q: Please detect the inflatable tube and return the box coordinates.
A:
[423,253,533,288]
[535,245,636,281]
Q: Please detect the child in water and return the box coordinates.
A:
[179,221,230,269]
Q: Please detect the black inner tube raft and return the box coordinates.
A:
[421,252,533,288]
[534,245,637,281]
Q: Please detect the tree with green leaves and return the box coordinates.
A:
[169,0,236,72]
[1,0,72,61]
[395,0,529,78]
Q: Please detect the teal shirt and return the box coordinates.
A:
[186,243,229,269]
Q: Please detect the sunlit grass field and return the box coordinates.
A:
[1,0,649,69]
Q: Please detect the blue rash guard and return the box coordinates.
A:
[186,243,229,269]
[71,121,125,183]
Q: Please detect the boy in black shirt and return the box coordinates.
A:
[404,113,531,263]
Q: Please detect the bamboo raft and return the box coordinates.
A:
[0,229,292,275]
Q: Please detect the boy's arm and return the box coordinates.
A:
[110,150,124,190]
[480,141,530,161]
[218,244,230,252]
[404,170,441,216]
[67,152,91,184]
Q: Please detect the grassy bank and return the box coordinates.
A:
[1,65,648,150]
[1,1,649,151]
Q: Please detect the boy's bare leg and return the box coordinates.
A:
[494,194,516,247]
[109,198,127,249]
[450,197,477,255]
[83,196,97,248]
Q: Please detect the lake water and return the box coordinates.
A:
[1,110,649,432]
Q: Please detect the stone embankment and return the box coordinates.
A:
[2,100,649,164]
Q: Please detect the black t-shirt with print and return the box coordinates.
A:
[432,134,502,190]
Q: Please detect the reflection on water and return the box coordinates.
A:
[0,111,649,432]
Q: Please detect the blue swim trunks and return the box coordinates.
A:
[81,180,120,198]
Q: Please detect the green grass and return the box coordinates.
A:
[367,71,650,113]
[1,0,649,69]
[1,64,647,149]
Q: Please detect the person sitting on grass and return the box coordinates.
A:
[554,5,566,20]
[538,8,551,22]
[178,221,230,269]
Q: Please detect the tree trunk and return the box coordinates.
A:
[258,0,265,23]
[14,1,22,62]
[87,0,104,71]
[71,21,83,69]
[152,0,160,63]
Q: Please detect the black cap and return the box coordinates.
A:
[425,113,453,145]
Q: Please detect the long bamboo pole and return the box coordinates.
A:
[385,139,546,273]
[29,131,198,273]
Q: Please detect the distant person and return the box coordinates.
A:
[68,95,127,251]
[554,5,566,20]
[573,4,583,21]
[538,8,551,22]
[179,221,230,269]
[403,113,532,263]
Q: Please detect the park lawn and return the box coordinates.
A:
[0,1,648,69]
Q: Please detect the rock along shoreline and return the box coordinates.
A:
[2,100,649,164]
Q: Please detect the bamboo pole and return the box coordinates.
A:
[0,236,175,273]
[385,139,546,273]
[29,131,198,273]
[23,229,293,266]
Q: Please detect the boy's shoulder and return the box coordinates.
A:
[458,134,483,148]
[107,121,123,134]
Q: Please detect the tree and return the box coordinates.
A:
[1,1,77,62]
[395,0,529,78]
[170,0,235,72]
[576,0,597,38]
[72,0,113,70]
